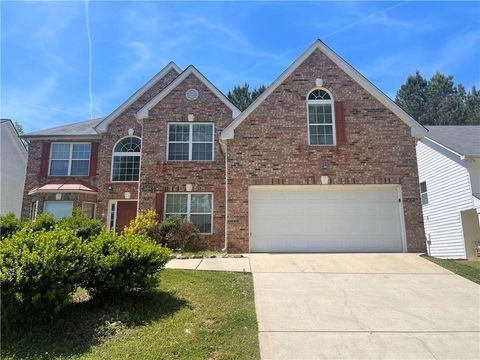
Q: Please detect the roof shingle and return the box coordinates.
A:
[426,125,480,157]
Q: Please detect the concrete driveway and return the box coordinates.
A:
[247,253,480,360]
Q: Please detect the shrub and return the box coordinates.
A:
[123,209,161,243]
[0,213,22,240]
[58,208,103,240]
[82,231,171,297]
[159,215,200,251]
[24,213,56,232]
[0,227,85,330]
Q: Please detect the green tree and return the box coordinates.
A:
[396,71,480,125]
[395,70,428,123]
[464,86,480,125]
[227,83,267,111]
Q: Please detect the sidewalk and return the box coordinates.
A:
[166,257,251,273]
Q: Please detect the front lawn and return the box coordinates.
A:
[423,256,480,284]
[2,270,260,360]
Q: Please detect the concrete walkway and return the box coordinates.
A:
[166,257,251,272]
[248,253,480,360]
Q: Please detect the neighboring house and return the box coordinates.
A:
[1,119,28,217]
[416,126,480,259]
[21,40,427,253]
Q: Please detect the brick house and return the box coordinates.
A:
[21,40,427,253]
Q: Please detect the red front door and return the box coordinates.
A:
[115,201,137,233]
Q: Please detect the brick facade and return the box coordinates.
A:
[225,49,425,252]
[21,46,426,253]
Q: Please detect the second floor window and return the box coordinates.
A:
[168,123,214,161]
[50,143,91,176]
[307,89,335,146]
[112,137,141,182]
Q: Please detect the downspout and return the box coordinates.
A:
[220,138,228,252]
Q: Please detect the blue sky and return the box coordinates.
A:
[1,1,479,133]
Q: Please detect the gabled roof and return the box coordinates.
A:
[95,62,182,132]
[221,39,427,140]
[425,126,480,157]
[136,65,241,119]
[22,117,103,138]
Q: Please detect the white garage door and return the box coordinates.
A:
[249,185,405,253]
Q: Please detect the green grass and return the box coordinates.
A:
[423,256,480,284]
[2,270,260,360]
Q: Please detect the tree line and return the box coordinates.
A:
[226,71,480,125]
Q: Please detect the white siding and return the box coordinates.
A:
[0,122,28,217]
[467,158,480,197]
[416,139,474,259]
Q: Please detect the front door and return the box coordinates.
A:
[115,201,137,233]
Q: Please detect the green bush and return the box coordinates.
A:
[0,228,85,330]
[58,208,103,240]
[24,213,56,232]
[0,213,22,240]
[123,209,161,243]
[159,215,200,251]
[82,231,171,297]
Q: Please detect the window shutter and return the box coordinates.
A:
[89,142,99,177]
[155,192,164,220]
[334,101,346,146]
[39,142,51,178]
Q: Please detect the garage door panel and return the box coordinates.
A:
[249,186,404,253]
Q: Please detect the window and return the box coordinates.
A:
[43,201,73,219]
[112,137,141,182]
[167,123,214,161]
[307,89,335,146]
[165,193,213,234]
[30,200,38,220]
[420,181,429,205]
[82,202,96,219]
[49,143,91,176]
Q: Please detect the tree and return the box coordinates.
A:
[395,70,428,123]
[464,86,480,125]
[395,71,480,126]
[227,83,267,111]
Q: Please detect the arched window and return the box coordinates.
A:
[307,89,335,145]
[112,137,141,182]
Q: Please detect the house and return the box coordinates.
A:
[416,126,480,259]
[1,119,28,217]
[21,40,427,253]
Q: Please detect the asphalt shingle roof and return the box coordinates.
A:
[22,117,104,137]
[426,125,480,157]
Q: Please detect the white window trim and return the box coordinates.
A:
[306,88,336,146]
[49,142,91,176]
[110,136,142,183]
[166,122,215,162]
[30,200,38,220]
[164,192,214,235]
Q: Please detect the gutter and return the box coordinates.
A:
[219,139,228,252]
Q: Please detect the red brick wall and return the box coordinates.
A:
[225,48,425,253]
[20,140,100,219]
[139,73,233,249]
